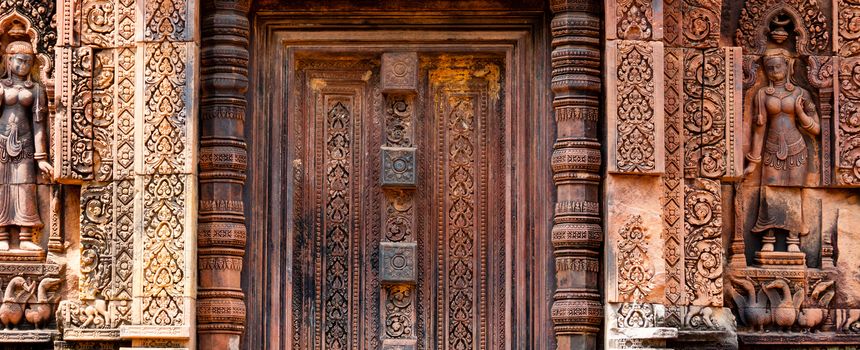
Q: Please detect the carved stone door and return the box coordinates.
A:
[286,52,508,350]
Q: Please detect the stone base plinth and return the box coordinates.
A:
[754,251,806,267]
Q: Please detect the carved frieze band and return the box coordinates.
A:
[663,48,685,327]
[550,0,604,344]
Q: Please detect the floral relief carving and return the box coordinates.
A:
[683,49,739,179]
[92,48,114,182]
[79,184,113,303]
[383,285,414,339]
[144,42,188,174]
[445,95,477,349]
[837,57,860,185]
[323,101,353,350]
[616,0,653,40]
[142,175,186,326]
[81,0,115,47]
[57,46,94,181]
[615,303,661,328]
[145,0,187,41]
[682,0,720,48]
[838,0,860,57]
[615,41,656,173]
[617,215,655,302]
[684,178,722,306]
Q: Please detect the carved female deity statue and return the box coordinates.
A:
[744,49,820,252]
[743,48,819,254]
[0,40,52,251]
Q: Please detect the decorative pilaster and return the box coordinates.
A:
[549,1,604,348]
[198,0,250,349]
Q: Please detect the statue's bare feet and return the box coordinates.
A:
[788,243,801,252]
[762,242,775,252]
[18,228,41,251]
[0,239,8,251]
[18,240,41,251]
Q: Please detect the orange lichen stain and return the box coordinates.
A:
[428,55,501,99]
[309,78,326,91]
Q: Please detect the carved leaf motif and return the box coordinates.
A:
[82,0,115,47]
[145,0,186,41]
[446,95,477,350]
[683,0,721,48]
[684,179,723,307]
[616,215,655,302]
[142,175,185,326]
[837,58,860,184]
[383,285,414,339]
[616,41,656,172]
[144,42,187,174]
[839,0,860,57]
[324,101,352,350]
[616,0,653,40]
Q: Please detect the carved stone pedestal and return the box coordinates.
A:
[0,250,46,262]
[754,251,807,267]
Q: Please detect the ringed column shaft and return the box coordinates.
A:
[198,0,251,348]
[549,0,604,349]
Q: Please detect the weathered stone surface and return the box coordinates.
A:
[5,0,860,349]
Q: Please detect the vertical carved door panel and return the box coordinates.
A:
[289,56,507,350]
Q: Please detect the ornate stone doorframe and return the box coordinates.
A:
[242,6,563,350]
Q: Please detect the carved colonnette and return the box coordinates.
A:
[550,0,604,349]
[197,1,250,349]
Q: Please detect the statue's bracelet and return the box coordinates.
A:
[34,152,47,160]
[745,154,761,163]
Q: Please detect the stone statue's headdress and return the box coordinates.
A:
[5,41,33,55]
[763,47,797,91]
[763,48,794,62]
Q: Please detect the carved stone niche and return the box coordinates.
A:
[735,0,831,56]
[736,9,832,269]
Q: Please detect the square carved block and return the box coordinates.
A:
[381,147,417,187]
[380,242,417,284]
[381,52,419,93]
[382,338,417,350]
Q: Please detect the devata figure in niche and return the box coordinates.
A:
[743,48,819,254]
[0,39,52,252]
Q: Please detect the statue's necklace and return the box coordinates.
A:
[766,83,795,99]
